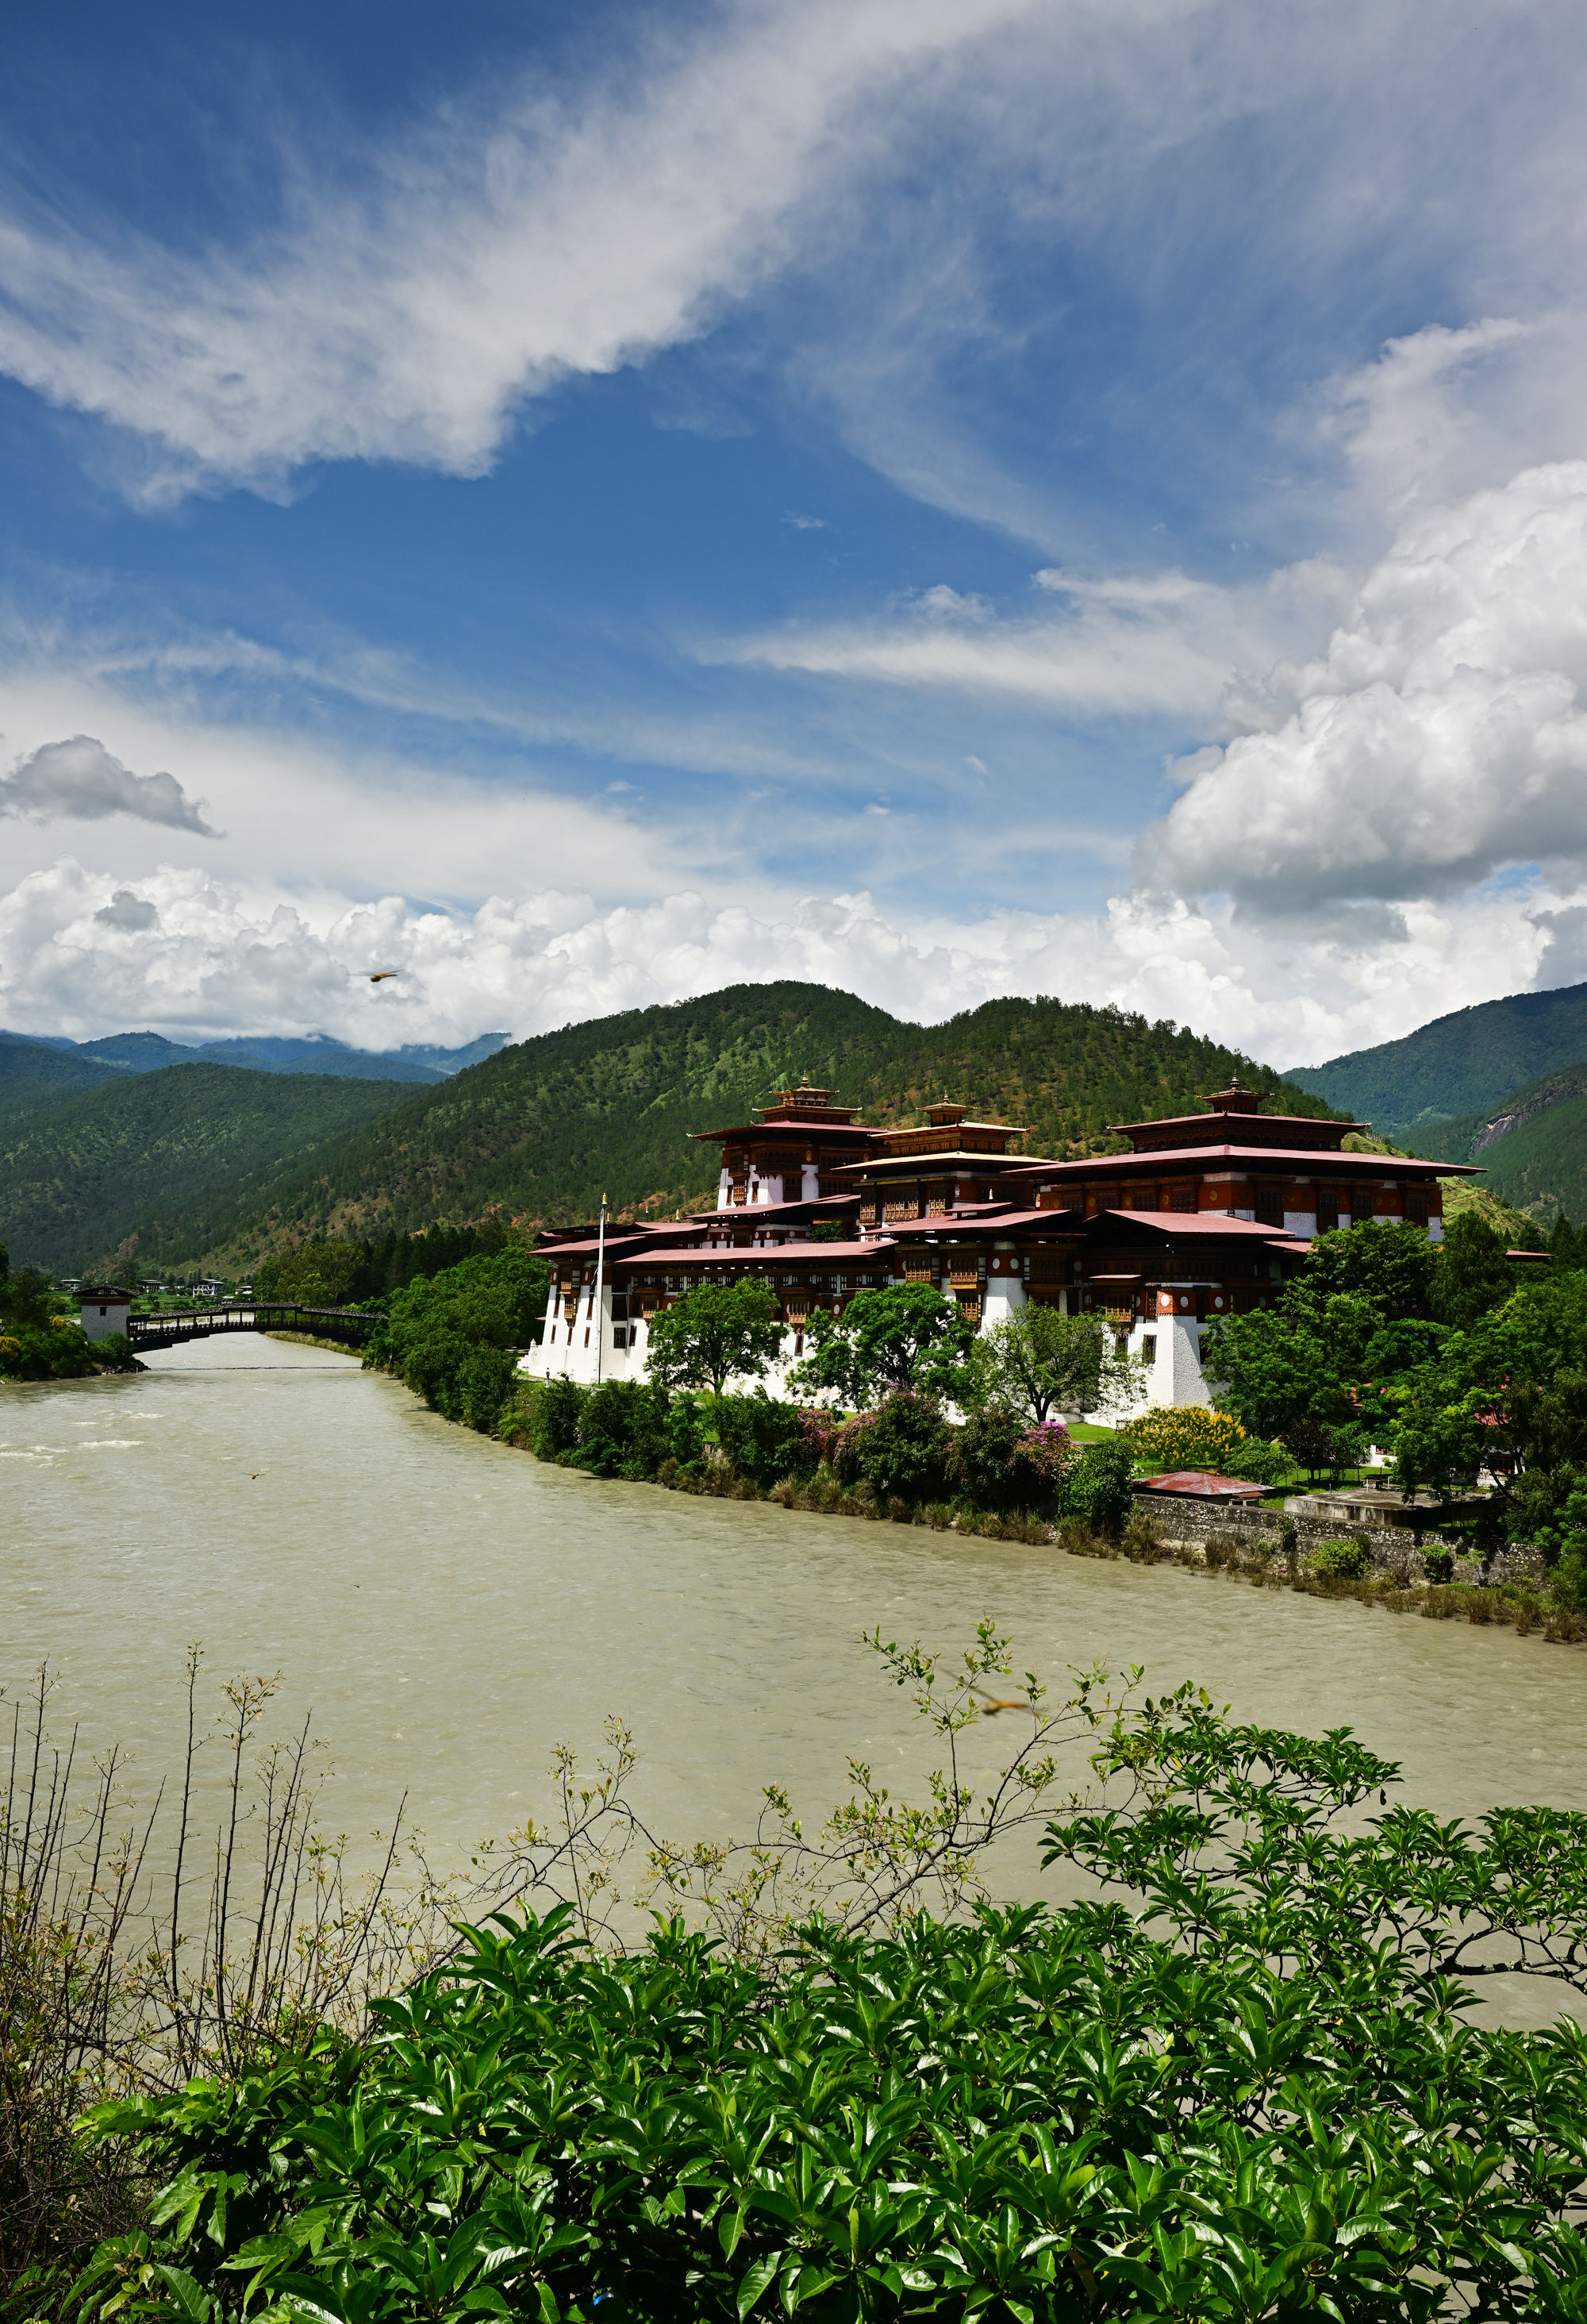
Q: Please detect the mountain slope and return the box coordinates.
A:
[0,1065,421,1274]
[117,982,1337,1269]
[1404,1059,1587,1227]
[0,1031,122,1114]
[1286,982,1587,1134]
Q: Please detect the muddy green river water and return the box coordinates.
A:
[6,1335,1585,2021]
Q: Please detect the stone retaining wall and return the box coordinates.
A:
[1131,1492,1451,1583]
[1131,1491,1551,1588]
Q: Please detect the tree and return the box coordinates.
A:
[787,1282,974,1407]
[963,1302,1141,1424]
[0,1239,98,1380]
[362,1246,550,1433]
[1432,1208,1525,1329]
[1288,1218,1439,1323]
[644,1279,783,1398]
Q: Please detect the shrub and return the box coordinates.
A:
[1215,1434,1294,1487]
[1057,1436,1136,1537]
[532,1373,585,1459]
[564,1379,673,1478]
[1309,1533,1375,1579]
[837,1391,952,1503]
[1120,1402,1251,1469]
[949,1405,1053,1510]
[711,1392,816,1487]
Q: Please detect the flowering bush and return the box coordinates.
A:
[1119,1402,1251,1470]
[1016,1417,1075,1480]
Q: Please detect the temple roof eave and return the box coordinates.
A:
[831,1148,1056,1179]
[687,1123,877,1146]
[1000,1145,1479,1181]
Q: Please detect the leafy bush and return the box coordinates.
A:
[0,1243,98,1379]
[948,1405,1055,1509]
[1119,1401,1251,1469]
[1309,1533,1376,1579]
[1213,1433,1295,1486]
[568,1379,674,1479]
[1056,1434,1135,1537]
[65,1700,1587,2324]
[833,1391,952,1502]
[711,1393,817,1487]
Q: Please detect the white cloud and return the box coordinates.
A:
[1,849,1574,1072]
[0,735,218,832]
[724,559,1354,721]
[0,0,1042,502]
[1143,459,1587,906]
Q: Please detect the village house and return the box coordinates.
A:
[524,1079,1474,1411]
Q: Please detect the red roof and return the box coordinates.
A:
[1003,1145,1475,1179]
[610,1237,897,1268]
[1089,1210,1301,1237]
[1134,1471,1272,1500]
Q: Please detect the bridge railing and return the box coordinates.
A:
[127,1302,379,1345]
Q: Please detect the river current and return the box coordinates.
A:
[6,1335,1585,2022]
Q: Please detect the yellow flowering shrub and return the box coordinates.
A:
[1119,1403,1250,1470]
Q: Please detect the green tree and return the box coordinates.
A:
[789,1282,973,1407]
[963,1303,1142,1424]
[1432,1208,1525,1329]
[1288,1219,1439,1322]
[363,1246,548,1433]
[644,1280,784,1398]
[0,1240,98,1379]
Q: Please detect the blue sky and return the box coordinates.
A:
[2,0,1586,1065]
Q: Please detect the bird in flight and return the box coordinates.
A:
[975,1691,1032,1717]
[368,971,399,983]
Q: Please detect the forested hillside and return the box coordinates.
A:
[0,1031,122,1118]
[0,1065,418,1274]
[1287,980,1587,1134]
[113,983,1335,1271]
[1406,1059,1587,1229]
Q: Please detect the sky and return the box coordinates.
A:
[2,0,1586,1070]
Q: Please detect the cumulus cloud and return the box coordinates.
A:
[1141,460,1587,906]
[0,735,219,833]
[0,0,1040,500]
[1,851,1574,1070]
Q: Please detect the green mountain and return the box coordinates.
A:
[103,982,1337,1272]
[0,1031,122,1114]
[1403,1058,1587,1229]
[1286,981,1587,1135]
[0,1065,421,1275]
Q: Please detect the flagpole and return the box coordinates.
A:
[594,1191,607,1383]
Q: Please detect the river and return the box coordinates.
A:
[6,1334,1586,2022]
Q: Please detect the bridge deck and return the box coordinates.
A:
[129,1302,377,1352]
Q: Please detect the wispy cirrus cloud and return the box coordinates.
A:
[0,0,1043,502]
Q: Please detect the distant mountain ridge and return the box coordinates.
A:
[1286,982,1587,1135]
[0,1025,508,1099]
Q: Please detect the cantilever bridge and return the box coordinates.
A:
[128,1301,378,1353]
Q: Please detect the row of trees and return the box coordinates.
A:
[641,1276,1143,1422]
[360,1245,550,1432]
[0,1240,102,1379]
[1204,1213,1587,1599]
[255,1221,528,1308]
